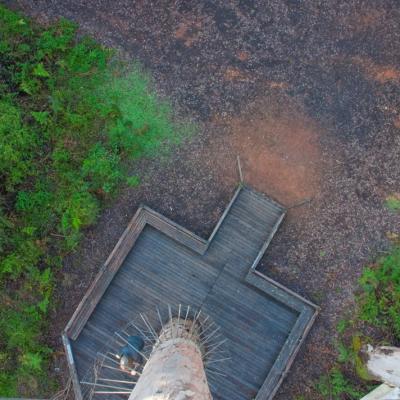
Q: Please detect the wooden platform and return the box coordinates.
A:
[63,185,318,400]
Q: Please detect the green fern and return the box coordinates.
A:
[0,3,189,395]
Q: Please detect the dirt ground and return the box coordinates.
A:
[5,0,400,398]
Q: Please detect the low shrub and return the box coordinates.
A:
[359,247,400,341]
[316,243,400,398]
[316,368,364,400]
[0,5,187,395]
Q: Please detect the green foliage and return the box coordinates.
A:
[81,144,123,193]
[0,4,187,395]
[315,244,400,398]
[314,214,400,398]
[358,247,400,340]
[351,335,371,381]
[126,175,140,187]
[316,368,364,400]
[336,319,348,335]
[335,334,372,381]
[385,195,400,212]
[0,273,53,396]
[0,98,37,191]
[32,62,50,77]
[337,341,351,363]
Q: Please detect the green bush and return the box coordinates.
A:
[385,195,400,212]
[314,191,400,398]
[315,243,400,398]
[316,368,364,400]
[0,99,37,191]
[0,4,187,395]
[359,247,400,340]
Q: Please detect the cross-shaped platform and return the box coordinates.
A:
[63,185,318,400]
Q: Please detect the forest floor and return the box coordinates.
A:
[6,1,400,398]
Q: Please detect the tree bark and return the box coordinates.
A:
[360,383,400,400]
[363,345,400,387]
[129,318,212,400]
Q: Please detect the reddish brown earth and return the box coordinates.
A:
[5,1,400,399]
[229,97,323,205]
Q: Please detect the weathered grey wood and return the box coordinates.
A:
[65,208,147,339]
[247,269,320,312]
[63,185,318,400]
[207,185,242,244]
[255,308,317,400]
[143,207,208,253]
[62,334,83,400]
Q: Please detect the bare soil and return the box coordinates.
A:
[5,1,400,398]
[229,95,324,205]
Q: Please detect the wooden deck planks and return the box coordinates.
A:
[64,185,318,400]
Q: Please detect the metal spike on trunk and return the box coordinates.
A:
[80,305,228,400]
[129,317,212,400]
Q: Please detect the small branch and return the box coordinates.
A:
[287,197,313,210]
[237,155,244,183]
[50,233,65,238]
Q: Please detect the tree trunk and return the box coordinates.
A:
[363,345,400,387]
[129,318,212,400]
[361,383,400,400]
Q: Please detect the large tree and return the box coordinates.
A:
[129,318,212,400]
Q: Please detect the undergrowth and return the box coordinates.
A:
[316,368,365,400]
[358,247,400,341]
[385,194,400,212]
[0,5,186,396]
[315,229,400,398]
